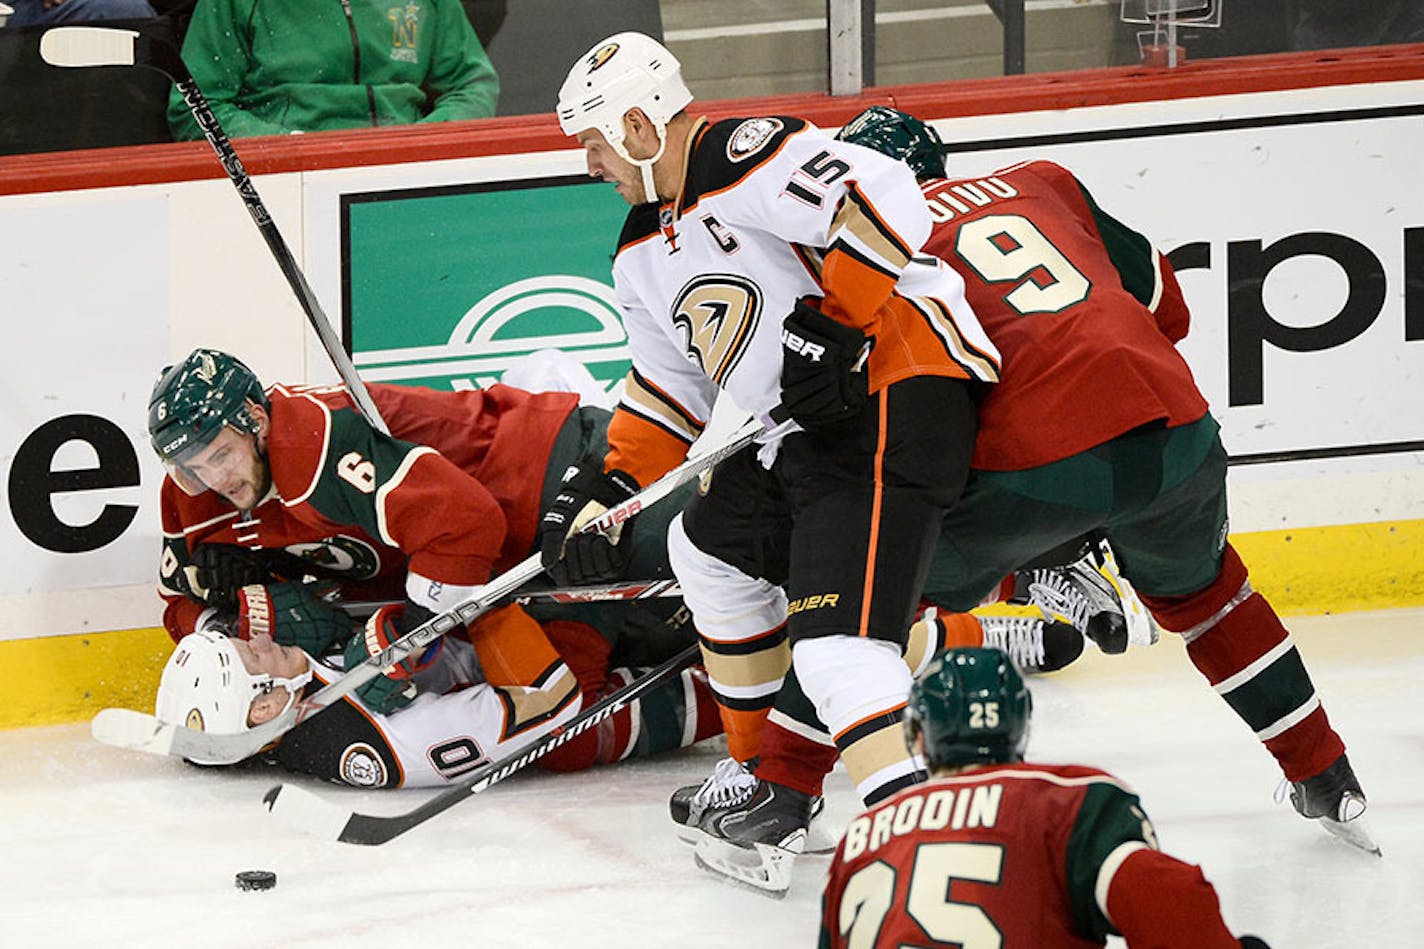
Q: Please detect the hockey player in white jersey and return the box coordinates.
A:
[154,604,722,788]
[542,31,1002,870]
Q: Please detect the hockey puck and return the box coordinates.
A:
[235,870,277,891]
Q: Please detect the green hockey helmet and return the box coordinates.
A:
[904,646,1032,769]
[148,348,267,495]
[835,106,947,181]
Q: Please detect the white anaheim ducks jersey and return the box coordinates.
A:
[604,116,999,484]
[270,636,582,788]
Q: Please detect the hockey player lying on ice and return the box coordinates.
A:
[144,348,1100,785]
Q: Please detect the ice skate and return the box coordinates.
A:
[670,756,824,846]
[670,756,759,845]
[1283,753,1381,856]
[979,615,1084,673]
[1016,538,1158,654]
[687,777,818,896]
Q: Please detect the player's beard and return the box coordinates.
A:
[219,454,272,513]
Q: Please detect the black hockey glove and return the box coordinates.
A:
[1238,939,1272,949]
[779,299,872,430]
[189,543,273,611]
[539,460,640,586]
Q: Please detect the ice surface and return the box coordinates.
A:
[1,609,1419,948]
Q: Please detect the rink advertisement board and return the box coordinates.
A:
[340,176,633,394]
[1,64,1422,649]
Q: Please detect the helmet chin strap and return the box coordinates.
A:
[611,119,670,204]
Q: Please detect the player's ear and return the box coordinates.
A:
[248,401,271,439]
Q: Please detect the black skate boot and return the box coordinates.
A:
[1285,753,1380,856]
[979,615,1084,673]
[670,756,758,845]
[689,777,818,895]
[671,756,824,846]
[1013,539,1158,654]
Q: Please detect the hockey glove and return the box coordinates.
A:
[188,543,273,611]
[234,582,353,656]
[344,602,442,714]
[779,298,872,430]
[1239,939,1272,949]
[538,461,640,586]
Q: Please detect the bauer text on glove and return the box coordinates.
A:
[779,299,872,429]
[538,461,640,585]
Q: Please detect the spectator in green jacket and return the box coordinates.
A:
[168,0,498,140]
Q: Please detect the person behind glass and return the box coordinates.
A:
[819,646,1273,949]
[167,0,498,140]
[2,0,153,26]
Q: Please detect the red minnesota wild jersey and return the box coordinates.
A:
[603,116,999,484]
[917,160,1208,471]
[159,382,577,639]
[820,763,1160,948]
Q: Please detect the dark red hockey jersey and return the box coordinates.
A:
[917,160,1209,471]
[819,762,1241,948]
[158,382,577,640]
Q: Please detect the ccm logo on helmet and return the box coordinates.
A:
[781,328,827,362]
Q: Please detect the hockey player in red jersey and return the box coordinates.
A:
[840,106,1374,855]
[820,646,1273,949]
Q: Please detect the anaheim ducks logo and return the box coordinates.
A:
[587,42,620,72]
[670,275,762,385]
[339,742,389,788]
[727,118,783,162]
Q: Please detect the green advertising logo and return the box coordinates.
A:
[344,177,632,393]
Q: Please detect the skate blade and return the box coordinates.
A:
[1319,815,1382,857]
[692,830,806,896]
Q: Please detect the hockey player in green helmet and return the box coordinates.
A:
[821,646,1274,949]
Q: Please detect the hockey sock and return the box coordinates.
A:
[697,621,791,762]
[1139,543,1345,783]
[795,636,925,805]
[905,611,982,678]
[757,666,839,796]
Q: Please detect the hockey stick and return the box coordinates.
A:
[334,578,683,619]
[264,642,700,845]
[91,416,763,764]
[39,26,391,436]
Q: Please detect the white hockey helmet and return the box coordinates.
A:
[155,628,312,762]
[557,32,693,200]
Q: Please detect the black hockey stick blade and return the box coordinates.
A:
[264,643,700,845]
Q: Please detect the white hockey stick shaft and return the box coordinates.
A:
[40,26,391,435]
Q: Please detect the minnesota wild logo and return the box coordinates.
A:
[353,275,630,393]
